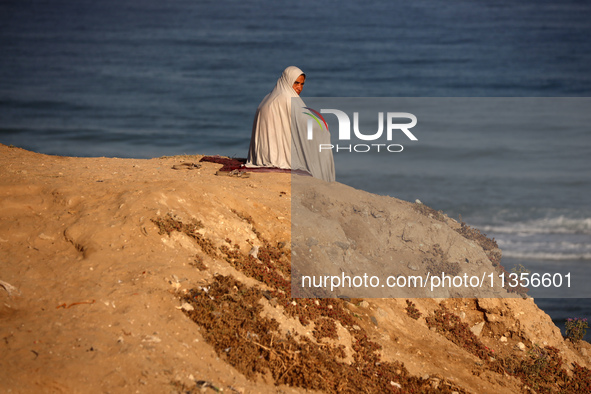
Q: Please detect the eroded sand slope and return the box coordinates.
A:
[0,144,589,393]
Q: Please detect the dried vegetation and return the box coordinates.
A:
[155,213,465,393]
[154,208,590,393]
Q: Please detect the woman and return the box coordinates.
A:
[246,66,335,182]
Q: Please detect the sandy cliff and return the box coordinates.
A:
[0,143,589,393]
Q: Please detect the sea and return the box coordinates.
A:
[1,0,590,339]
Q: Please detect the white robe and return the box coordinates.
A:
[246,66,335,182]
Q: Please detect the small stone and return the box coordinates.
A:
[249,245,259,259]
[180,302,194,312]
[486,313,499,322]
[470,321,485,337]
[143,335,161,343]
[359,301,370,308]
[500,336,507,342]
[517,342,526,351]
[334,241,349,250]
[407,262,419,271]
[390,381,402,389]
[0,280,20,297]
[430,378,440,389]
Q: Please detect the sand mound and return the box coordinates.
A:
[0,144,589,393]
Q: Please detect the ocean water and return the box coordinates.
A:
[1,0,590,338]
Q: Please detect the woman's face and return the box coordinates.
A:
[293,75,305,95]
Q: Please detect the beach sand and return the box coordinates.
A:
[1,143,589,393]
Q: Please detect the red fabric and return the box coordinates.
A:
[199,156,311,176]
[199,156,245,171]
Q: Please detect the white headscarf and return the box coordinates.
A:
[246,66,335,182]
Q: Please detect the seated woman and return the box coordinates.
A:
[246,66,335,182]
